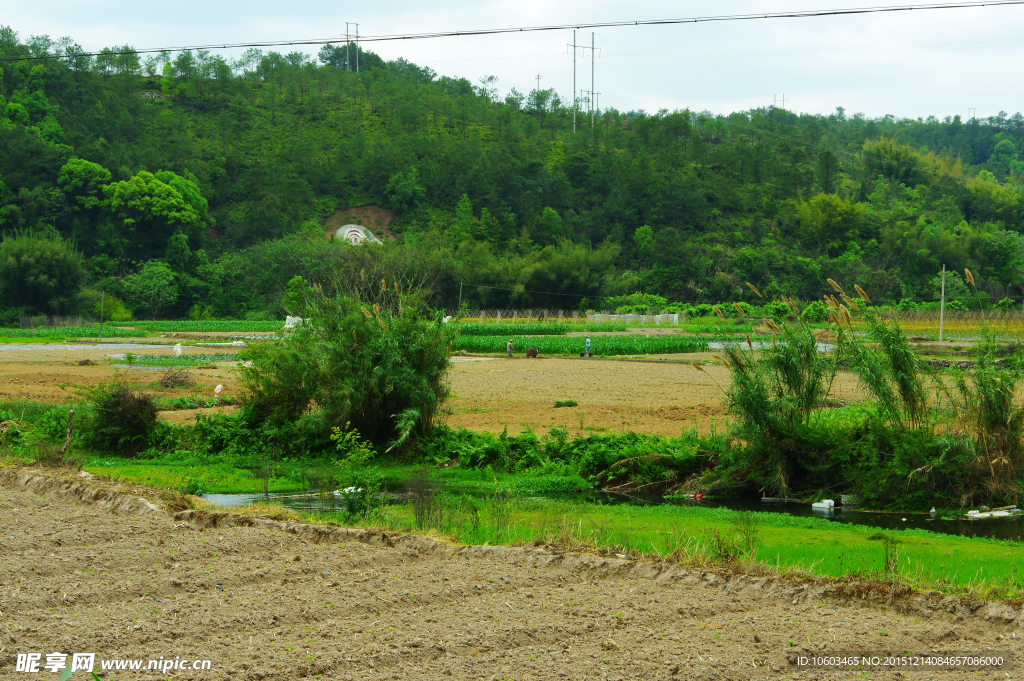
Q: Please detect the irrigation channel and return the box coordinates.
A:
[202,488,1024,542]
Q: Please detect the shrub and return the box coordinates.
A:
[801,300,829,323]
[896,298,919,311]
[86,377,158,455]
[760,300,791,321]
[242,291,457,450]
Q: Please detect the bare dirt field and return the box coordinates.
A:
[447,358,870,437]
[0,347,877,435]
[0,343,242,423]
[0,470,1017,681]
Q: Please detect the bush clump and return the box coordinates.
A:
[87,377,158,454]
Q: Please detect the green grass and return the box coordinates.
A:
[82,459,298,494]
[123,320,283,332]
[117,352,241,367]
[455,334,712,355]
[362,498,1024,592]
[0,326,139,339]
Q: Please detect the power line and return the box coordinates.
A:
[4,1,1024,62]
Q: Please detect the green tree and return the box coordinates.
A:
[57,158,110,209]
[0,232,85,314]
[102,171,205,258]
[125,260,179,319]
[797,194,864,256]
[633,225,654,254]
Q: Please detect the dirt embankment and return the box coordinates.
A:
[0,469,1019,681]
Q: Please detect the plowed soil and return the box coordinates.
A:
[0,471,1016,681]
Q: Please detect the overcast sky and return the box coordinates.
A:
[4,1,1022,119]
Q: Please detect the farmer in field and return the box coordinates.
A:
[585,336,592,357]
[506,339,514,359]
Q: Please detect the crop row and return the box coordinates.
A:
[121,353,241,367]
[454,335,710,356]
[125,320,283,332]
[458,323,629,336]
[0,326,138,338]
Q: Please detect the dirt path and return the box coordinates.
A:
[448,358,870,437]
[0,471,1016,681]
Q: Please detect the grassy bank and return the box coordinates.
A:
[314,496,1024,595]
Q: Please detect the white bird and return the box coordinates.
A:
[214,385,223,394]
[901,518,907,521]
[930,507,936,514]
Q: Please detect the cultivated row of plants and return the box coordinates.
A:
[122,320,285,332]
[454,334,711,356]
[0,326,138,339]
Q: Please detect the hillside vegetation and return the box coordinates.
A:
[2,27,1024,320]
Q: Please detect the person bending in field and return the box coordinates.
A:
[585,336,592,357]
[507,339,514,359]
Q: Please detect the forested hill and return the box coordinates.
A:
[2,26,1024,320]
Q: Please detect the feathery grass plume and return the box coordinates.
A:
[691,362,706,373]
[828,311,840,327]
[965,268,976,287]
[827,278,845,295]
[381,278,387,292]
[713,305,725,319]
[746,282,763,298]
[785,296,802,314]
[746,334,754,351]
[824,295,837,310]
[840,305,852,327]
[733,302,746,316]
[854,284,871,304]
[829,295,842,309]
[765,319,782,334]
[713,355,731,372]
[361,306,373,318]
[840,294,861,312]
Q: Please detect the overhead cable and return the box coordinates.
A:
[3,1,1024,62]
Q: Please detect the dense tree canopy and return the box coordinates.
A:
[1,25,1024,319]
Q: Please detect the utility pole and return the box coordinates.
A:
[591,32,595,127]
[99,290,105,344]
[458,282,463,315]
[567,31,597,134]
[535,73,543,123]
[345,23,350,71]
[968,108,976,121]
[355,23,360,73]
[939,264,946,342]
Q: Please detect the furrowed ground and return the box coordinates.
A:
[0,471,1019,681]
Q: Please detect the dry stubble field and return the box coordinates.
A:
[0,471,1018,681]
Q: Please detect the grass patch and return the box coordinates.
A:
[83,458,297,495]
[361,498,1024,593]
